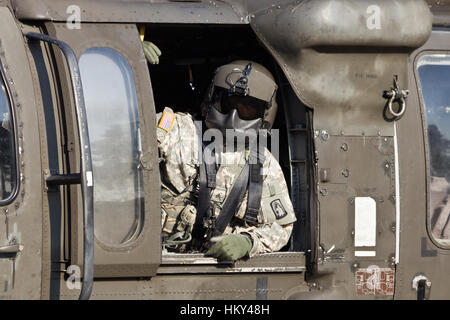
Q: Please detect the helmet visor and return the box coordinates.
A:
[217,90,267,121]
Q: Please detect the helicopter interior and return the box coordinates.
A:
[143,23,313,255]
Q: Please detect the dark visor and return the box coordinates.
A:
[216,88,267,121]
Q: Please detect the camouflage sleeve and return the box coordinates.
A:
[259,149,296,226]
[155,107,177,150]
[237,149,296,256]
[240,222,293,257]
[156,107,199,194]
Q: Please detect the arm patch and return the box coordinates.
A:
[270,199,288,219]
[158,111,175,132]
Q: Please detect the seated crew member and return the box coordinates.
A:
[151,55,297,262]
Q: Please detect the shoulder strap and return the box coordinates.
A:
[195,144,211,225]
[192,122,216,246]
[212,162,250,237]
[244,146,265,225]
[195,126,265,241]
[204,146,217,188]
[211,143,265,236]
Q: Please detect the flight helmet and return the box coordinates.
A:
[203,60,278,134]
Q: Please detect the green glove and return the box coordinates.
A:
[143,41,162,65]
[206,234,253,262]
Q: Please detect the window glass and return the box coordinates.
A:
[79,47,144,247]
[0,75,16,202]
[417,54,450,243]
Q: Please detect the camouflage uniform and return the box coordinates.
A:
[157,107,296,256]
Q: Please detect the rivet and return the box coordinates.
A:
[314,130,320,139]
[320,130,329,141]
[341,169,349,178]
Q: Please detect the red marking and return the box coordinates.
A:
[356,267,395,296]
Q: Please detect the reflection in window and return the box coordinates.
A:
[79,47,144,247]
[417,54,450,242]
[0,76,16,202]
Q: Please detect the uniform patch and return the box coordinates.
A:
[158,111,175,132]
[270,199,287,219]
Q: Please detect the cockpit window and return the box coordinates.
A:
[417,54,450,244]
[79,47,145,247]
[0,73,17,203]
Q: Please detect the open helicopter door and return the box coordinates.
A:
[250,0,432,299]
[0,8,43,299]
[25,21,161,298]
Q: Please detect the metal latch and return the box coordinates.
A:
[0,244,23,254]
[383,75,409,121]
[412,274,431,300]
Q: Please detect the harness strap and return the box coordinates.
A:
[192,122,216,246]
[212,162,250,237]
[193,122,265,244]
[205,147,217,188]
[244,146,265,225]
[196,145,211,226]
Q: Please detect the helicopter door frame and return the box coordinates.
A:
[393,28,450,299]
[0,8,44,299]
[25,31,95,300]
[43,22,161,279]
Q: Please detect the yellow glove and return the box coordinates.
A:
[143,41,162,65]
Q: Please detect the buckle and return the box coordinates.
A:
[244,209,259,225]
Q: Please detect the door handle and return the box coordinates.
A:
[412,274,431,300]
